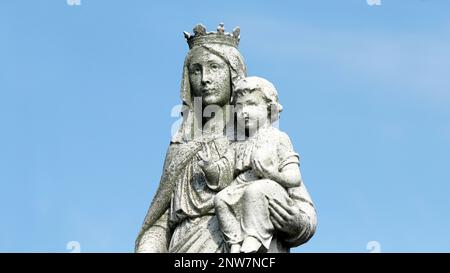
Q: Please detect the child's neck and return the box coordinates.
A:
[245,122,270,139]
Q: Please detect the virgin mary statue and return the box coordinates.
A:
[135,23,317,253]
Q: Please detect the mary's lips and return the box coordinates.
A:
[202,88,215,94]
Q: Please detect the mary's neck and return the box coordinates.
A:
[194,104,229,138]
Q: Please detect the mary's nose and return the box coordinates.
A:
[201,69,212,85]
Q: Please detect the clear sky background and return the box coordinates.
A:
[1,0,450,252]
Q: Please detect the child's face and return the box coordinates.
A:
[235,91,269,132]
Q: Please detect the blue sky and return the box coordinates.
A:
[1,0,450,252]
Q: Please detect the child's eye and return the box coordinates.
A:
[210,64,219,70]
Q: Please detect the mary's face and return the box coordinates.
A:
[188,47,231,107]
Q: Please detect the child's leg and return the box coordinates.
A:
[240,179,290,252]
[214,185,245,250]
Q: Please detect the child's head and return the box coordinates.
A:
[232,76,283,132]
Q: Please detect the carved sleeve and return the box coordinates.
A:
[277,131,300,170]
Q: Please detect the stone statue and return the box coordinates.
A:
[135,23,317,253]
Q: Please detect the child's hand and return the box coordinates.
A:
[252,149,281,181]
[253,158,281,181]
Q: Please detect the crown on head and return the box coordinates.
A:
[184,23,240,49]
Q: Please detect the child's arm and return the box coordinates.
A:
[252,131,302,188]
[277,163,302,187]
[252,157,301,188]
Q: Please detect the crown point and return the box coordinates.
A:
[232,27,240,38]
[217,23,225,34]
[193,24,206,35]
[183,31,191,39]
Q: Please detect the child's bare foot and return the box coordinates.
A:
[230,244,241,253]
[240,236,262,253]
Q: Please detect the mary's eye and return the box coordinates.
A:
[191,67,201,74]
[210,63,219,70]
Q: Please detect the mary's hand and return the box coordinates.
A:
[268,198,303,238]
[197,142,213,170]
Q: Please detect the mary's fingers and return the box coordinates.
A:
[269,205,286,224]
[270,216,284,231]
[204,142,212,159]
[197,160,205,168]
[269,200,291,221]
[197,150,206,161]
[200,143,211,160]
[272,198,296,215]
